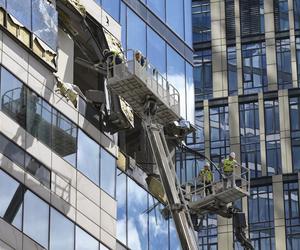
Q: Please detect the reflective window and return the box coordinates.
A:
[27,89,52,147]
[227,46,238,96]
[147,27,166,76]
[147,0,165,21]
[264,100,280,135]
[274,0,289,31]
[284,182,300,250]
[52,109,77,166]
[169,219,181,250]
[296,37,300,86]
[240,0,265,37]
[240,102,261,178]
[290,97,300,171]
[127,178,148,250]
[192,0,211,43]
[77,129,100,185]
[276,39,292,89]
[0,67,26,127]
[116,170,127,245]
[248,186,275,250]
[75,226,99,250]
[167,45,186,119]
[120,2,127,50]
[149,199,168,249]
[23,191,49,248]
[50,208,74,250]
[294,0,300,30]
[102,0,120,22]
[185,62,195,123]
[166,0,184,38]
[210,106,230,179]
[184,0,193,46]
[194,50,212,100]
[100,148,116,197]
[242,42,268,94]
[7,0,31,28]
[0,170,22,230]
[266,140,281,175]
[187,108,205,147]
[32,0,58,50]
[127,9,146,55]
[199,214,218,249]
[264,100,281,175]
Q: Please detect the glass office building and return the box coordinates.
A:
[189,0,300,249]
[0,0,193,250]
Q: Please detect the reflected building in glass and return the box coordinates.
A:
[0,0,194,250]
[189,0,300,249]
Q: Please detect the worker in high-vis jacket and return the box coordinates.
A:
[199,162,213,196]
[221,152,238,189]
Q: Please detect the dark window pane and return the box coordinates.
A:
[296,37,300,86]
[274,0,289,31]
[294,0,300,30]
[227,46,237,95]
[225,0,236,39]
[32,0,58,50]
[100,148,116,197]
[25,155,50,188]
[240,0,265,36]
[276,39,292,89]
[77,129,100,185]
[75,226,99,250]
[26,89,52,147]
[50,208,74,250]
[0,68,26,127]
[0,133,25,167]
[0,170,22,230]
[52,109,77,166]
[23,191,49,248]
[7,0,31,28]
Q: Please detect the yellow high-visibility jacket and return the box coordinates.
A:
[200,169,213,182]
[223,158,237,173]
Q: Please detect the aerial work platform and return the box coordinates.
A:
[184,164,250,217]
[106,50,181,125]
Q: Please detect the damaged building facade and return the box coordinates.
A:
[0,0,195,250]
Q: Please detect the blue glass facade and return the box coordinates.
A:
[240,102,261,178]
[242,42,268,94]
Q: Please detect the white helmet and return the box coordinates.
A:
[229,152,236,159]
[204,162,210,167]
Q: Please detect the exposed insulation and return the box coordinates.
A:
[6,14,30,47]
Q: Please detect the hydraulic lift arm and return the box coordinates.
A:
[145,122,199,250]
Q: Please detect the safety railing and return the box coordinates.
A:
[106,49,180,116]
[182,163,251,203]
